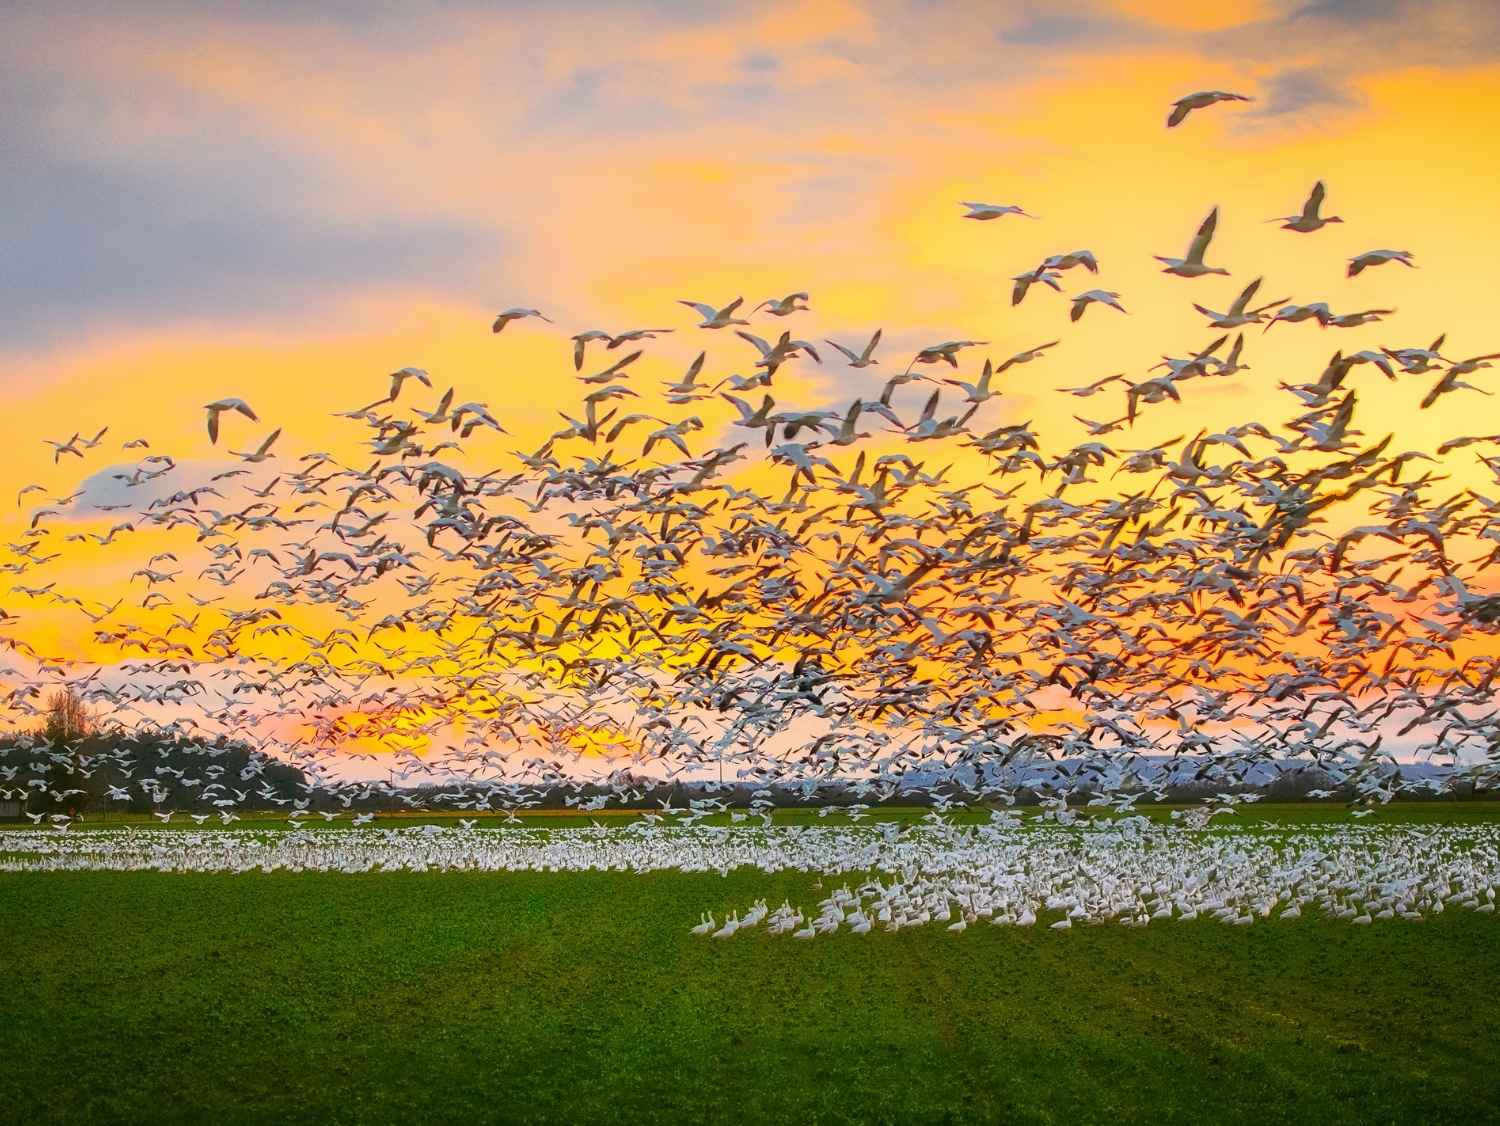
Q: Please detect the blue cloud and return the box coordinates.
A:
[998,10,1160,48]
[0,133,507,351]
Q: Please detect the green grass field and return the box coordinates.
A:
[4,810,1500,1123]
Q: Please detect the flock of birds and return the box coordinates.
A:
[3,820,1497,937]
[3,87,1500,845]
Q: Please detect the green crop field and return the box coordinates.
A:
[4,808,1500,1124]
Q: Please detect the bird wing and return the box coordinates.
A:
[1303,180,1325,221]
[1186,208,1218,263]
[825,339,859,364]
[1166,102,1191,128]
[1194,335,1228,363]
[736,331,772,355]
[1249,296,1291,315]
[1232,276,1262,314]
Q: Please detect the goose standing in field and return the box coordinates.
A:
[5,818,1500,941]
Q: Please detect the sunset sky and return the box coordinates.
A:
[5,0,1500,769]
[6,0,1499,439]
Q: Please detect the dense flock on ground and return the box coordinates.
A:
[3,89,1500,829]
[4,820,1498,936]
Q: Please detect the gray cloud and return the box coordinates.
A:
[997,9,1164,49]
[0,151,508,349]
[3,0,1496,360]
[1207,0,1500,67]
[1246,66,1364,120]
[1199,0,1500,129]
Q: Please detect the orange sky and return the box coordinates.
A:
[5,1,1497,467]
[4,0,1500,768]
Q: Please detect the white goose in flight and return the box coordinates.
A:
[1155,207,1229,278]
[1167,90,1252,128]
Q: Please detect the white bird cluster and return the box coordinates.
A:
[2,823,1496,938]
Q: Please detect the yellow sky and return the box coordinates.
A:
[4,0,1500,763]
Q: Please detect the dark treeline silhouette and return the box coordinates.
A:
[2,691,1490,820]
[0,689,314,818]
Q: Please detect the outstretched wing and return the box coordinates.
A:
[1232,276,1262,314]
[824,339,860,364]
[1302,180,1325,221]
[1187,207,1218,263]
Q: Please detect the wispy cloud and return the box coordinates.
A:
[1244,65,1364,120]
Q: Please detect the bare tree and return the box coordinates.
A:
[42,687,94,743]
[35,688,96,817]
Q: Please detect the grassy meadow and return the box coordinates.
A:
[3,806,1499,1123]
